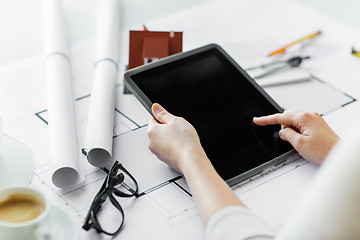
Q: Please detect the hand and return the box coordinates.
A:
[147,103,207,174]
[253,110,339,165]
[148,103,245,222]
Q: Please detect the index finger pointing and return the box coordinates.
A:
[253,112,296,127]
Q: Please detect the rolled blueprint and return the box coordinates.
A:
[84,0,120,167]
[277,127,360,239]
[42,0,84,188]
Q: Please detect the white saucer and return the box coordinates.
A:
[45,205,79,240]
[0,134,34,189]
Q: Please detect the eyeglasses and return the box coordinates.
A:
[82,161,139,236]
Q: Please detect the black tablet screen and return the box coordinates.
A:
[131,48,293,181]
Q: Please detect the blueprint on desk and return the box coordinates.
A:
[0,37,355,239]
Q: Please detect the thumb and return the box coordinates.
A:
[152,103,175,124]
[279,127,302,148]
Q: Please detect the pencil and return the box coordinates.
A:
[269,30,322,56]
[351,47,360,58]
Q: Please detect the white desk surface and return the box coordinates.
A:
[1,0,360,239]
[0,0,359,65]
[0,0,215,66]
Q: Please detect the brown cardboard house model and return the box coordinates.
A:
[128,27,183,69]
[124,27,182,93]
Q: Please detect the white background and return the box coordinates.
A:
[0,0,359,65]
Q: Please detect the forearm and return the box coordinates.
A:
[181,151,245,224]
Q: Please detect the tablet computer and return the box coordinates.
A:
[124,44,295,186]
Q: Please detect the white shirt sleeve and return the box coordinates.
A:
[206,206,275,240]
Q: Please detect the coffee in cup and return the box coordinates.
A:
[0,187,51,240]
[0,193,46,223]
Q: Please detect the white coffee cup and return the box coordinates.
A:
[0,116,2,154]
[0,187,51,240]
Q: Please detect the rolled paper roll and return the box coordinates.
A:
[42,0,85,188]
[84,0,120,167]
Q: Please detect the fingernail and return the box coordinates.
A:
[279,129,283,137]
[153,103,161,114]
[153,103,164,115]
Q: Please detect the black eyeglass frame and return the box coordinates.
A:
[82,161,139,236]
